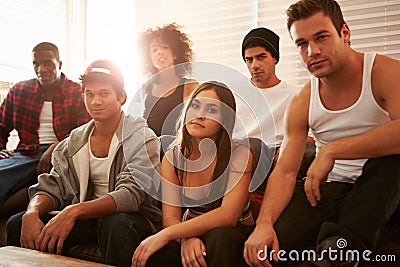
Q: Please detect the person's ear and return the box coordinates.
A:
[58,61,63,70]
[342,23,351,44]
[119,90,127,105]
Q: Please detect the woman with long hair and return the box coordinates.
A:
[135,23,198,136]
[132,81,254,267]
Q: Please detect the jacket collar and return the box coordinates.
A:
[66,112,146,157]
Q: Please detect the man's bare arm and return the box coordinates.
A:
[257,87,310,226]
[244,86,310,266]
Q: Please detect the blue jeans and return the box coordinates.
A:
[0,144,50,205]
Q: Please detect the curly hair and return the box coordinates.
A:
[138,23,194,78]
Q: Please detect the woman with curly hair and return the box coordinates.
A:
[136,23,198,136]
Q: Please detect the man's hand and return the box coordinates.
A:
[181,237,207,267]
[20,211,45,250]
[244,223,279,267]
[0,149,13,159]
[37,143,57,175]
[304,148,334,206]
[36,206,77,254]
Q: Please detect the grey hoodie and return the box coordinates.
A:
[29,114,162,230]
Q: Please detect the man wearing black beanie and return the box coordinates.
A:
[242,27,280,65]
[239,27,297,140]
[237,27,306,217]
[236,27,315,220]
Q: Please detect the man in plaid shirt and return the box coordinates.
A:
[0,42,90,211]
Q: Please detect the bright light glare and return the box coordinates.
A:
[86,0,138,106]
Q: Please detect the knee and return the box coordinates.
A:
[201,227,248,266]
[100,213,139,234]
[99,213,144,245]
[99,213,122,231]
[365,155,400,176]
[6,211,24,246]
[203,227,245,253]
[362,155,400,194]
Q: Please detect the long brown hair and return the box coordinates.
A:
[174,81,236,183]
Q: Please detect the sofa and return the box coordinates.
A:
[0,191,103,263]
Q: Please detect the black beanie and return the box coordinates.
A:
[242,27,280,64]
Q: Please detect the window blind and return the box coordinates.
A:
[84,0,399,91]
[259,0,400,88]
[134,0,257,79]
[0,0,68,82]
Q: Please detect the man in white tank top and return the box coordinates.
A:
[6,60,162,267]
[244,1,400,266]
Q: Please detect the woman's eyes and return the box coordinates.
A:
[191,103,200,109]
[150,44,169,53]
[207,108,218,114]
[190,104,219,114]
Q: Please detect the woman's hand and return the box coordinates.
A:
[132,231,169,267]
[181,237,207,267]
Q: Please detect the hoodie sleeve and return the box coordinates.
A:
[28,138,79,210]
[108,127,160,212]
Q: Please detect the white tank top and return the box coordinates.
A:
[88,129,119,199]
[309,52,390,183]
[38,101,58,144]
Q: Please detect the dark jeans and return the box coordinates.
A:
[6,211,154,267]
[274,155,400,254]
[147,224,254,267]
[0,144,50,206]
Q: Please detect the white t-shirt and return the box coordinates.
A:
[233,80,299,147]
[38,101,58,144]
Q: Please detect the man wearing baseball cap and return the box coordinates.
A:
[7,59,162,266]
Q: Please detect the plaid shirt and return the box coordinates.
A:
[0,73,91,157]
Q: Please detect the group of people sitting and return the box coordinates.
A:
[1,0,400,267]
